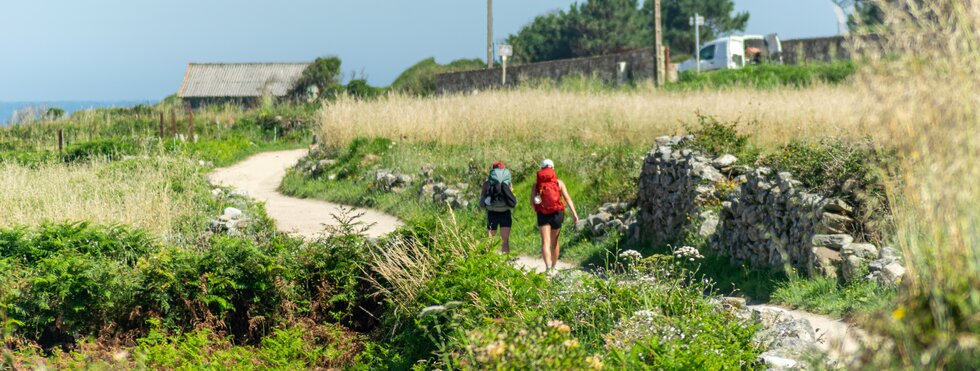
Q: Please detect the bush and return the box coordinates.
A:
[683,114,758,163]
[61,138,139,163]
[389,58,485,96]
[0,223,158,347]
[676,62,856,89]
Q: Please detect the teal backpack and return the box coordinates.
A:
[485,168,516,212]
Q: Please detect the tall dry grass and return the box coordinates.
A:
[318,85,873,148]
[856,0,980,366]
[0,158,209,238]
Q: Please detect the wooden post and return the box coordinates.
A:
[487,0,494,69]
[57,129,63,153]
[170,111,177,137]
[159,112,165,138]
[653,0,665,87]
[187,108,195,142]
[665,47,672,83]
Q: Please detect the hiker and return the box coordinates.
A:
[481,162,517,253]
[531,159,579,272]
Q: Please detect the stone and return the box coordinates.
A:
[655,136,673,146]
[811,246,841,278]
[881,262,907,284]
[711,154,738,169]
[758,354,799,370]
[810,234,853,250]
[222,207,243,220]
[879,246,901,261]
[823,198,854,214]
[843,243,878,259]
[699,212,720,238]
[820,212,854,233]
[318,159,337,167]
[397,174,413,185]
[842,255,867,282]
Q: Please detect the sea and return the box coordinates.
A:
[0,101,153,126]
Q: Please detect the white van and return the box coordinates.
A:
[678,34,782,73]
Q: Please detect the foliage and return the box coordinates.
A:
[771,277,897,318]
[507,0,748,62]
[682,114,756,163]
[653,0,749,55]
[675,61,856,89]
[345,79,385,99]
[61,138,139,162]
[291,57,343,97]
[0,223,157,347]
[390,58,485,96]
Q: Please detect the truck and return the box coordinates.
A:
[678,34,783,74]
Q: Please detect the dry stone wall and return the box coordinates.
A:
[636,136,903,283]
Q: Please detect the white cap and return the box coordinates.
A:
[541,159,554,169]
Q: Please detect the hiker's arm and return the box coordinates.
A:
[559,181,579,223]
[479,182,488,209]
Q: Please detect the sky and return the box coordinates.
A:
[0,1,842,102]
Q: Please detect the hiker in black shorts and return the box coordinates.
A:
[481,162,517,253]
[531,159,579,272]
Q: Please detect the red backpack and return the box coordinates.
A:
[535,168,565,214]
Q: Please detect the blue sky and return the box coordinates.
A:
[0,1,841,102]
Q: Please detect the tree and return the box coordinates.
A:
[292,57,343,97]
[647,0,749,56]
[847,0,886,30]
[506,0,748,62]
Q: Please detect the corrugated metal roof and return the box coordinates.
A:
[178,63,311,98]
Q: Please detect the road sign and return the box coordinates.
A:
[689,15,704,27]
[499,44,513,58]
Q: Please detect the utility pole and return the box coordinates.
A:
[653,0,664,86]
[487,0,494,68]
[690,14,705,73]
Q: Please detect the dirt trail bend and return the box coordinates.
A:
[747,303,872,364]
[208,149,402,239]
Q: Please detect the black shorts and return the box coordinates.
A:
[536,211,564,229]
[487,210,512,230]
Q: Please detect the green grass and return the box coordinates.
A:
[673,61,856,89]
[280,139,645,264]
[771,277,898,319]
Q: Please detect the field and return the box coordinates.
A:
[2,2,979,367]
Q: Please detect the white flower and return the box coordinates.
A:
[673,246,704,260]
[618,249,643,261]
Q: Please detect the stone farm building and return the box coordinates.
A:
[177,62,310,108]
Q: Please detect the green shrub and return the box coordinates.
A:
[0,223,157,347]
[675,62,856,89]
[389,58,485,96]
[451,319,602,370]
[683,114,758,163]
[61,138,139,162]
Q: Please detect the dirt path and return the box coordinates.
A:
[208,149,402,239]
[514,255,577,274]
[747,303,872,364]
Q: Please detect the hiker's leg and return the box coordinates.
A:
[539,224,553,270]
[550,228,562,269]
[500,227,511,254]
[488,228,497,238]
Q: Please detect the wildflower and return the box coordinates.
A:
[673,246,704,260]
[586,356,604,370]
[563,339,580,349]
[548,319,571,334]
[892,307,906,320]
[618,249,643,261]
[485,341,506,359]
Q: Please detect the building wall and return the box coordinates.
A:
[435,48,656,95]
[435,35,877,95]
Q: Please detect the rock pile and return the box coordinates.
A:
[209,207,250,237]
[576,202,635,237]
[374,170,413,192]
[420,182,470,209]
[636,136,906,283]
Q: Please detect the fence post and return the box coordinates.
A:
[57,129,63,153]
[188,108,195,142]
[170,111,177,138]
[159,112,165,138]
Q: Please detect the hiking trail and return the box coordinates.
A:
[208,149,403,239]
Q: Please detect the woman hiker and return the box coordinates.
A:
[481,162,517,253]
[531,159,579,272]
